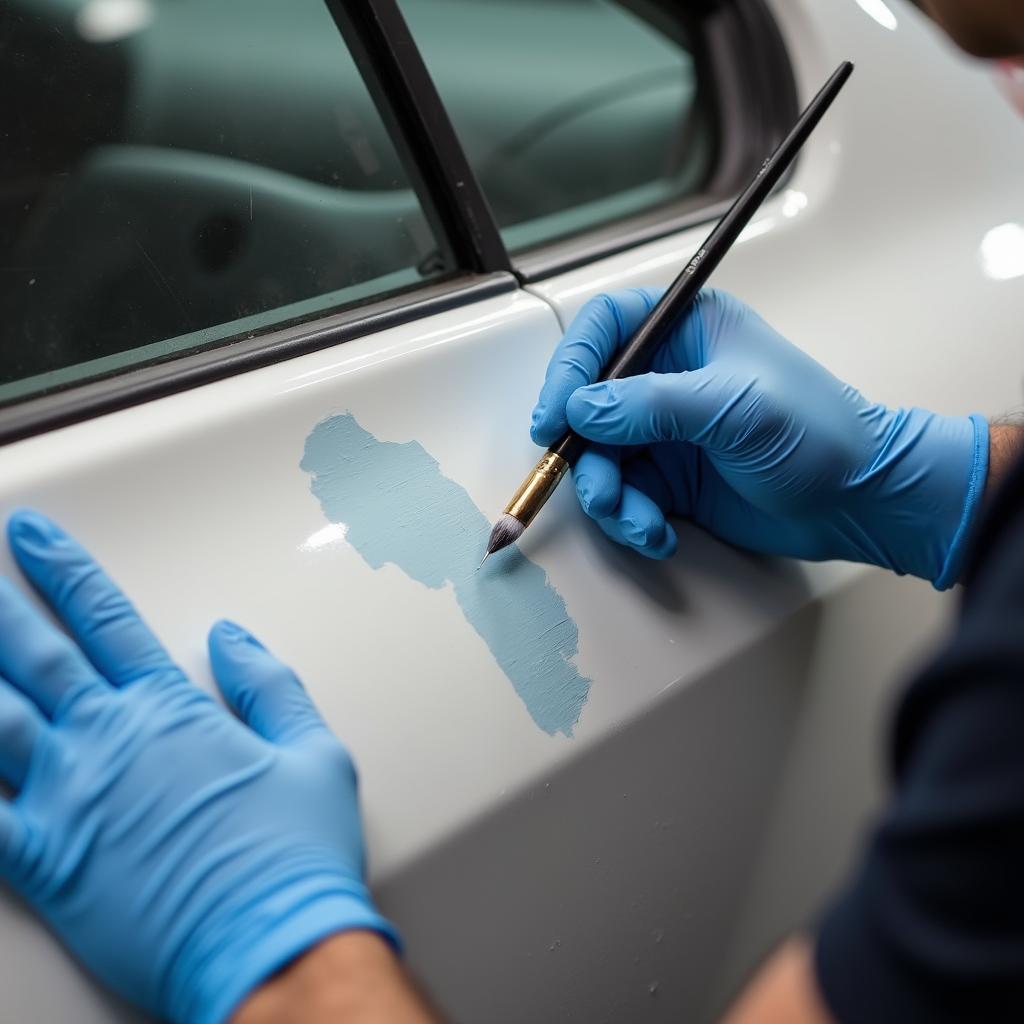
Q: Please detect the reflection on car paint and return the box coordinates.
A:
[301,413,591,736]
[980,223,1024,282]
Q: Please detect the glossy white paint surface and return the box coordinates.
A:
[0,1,1021,1020]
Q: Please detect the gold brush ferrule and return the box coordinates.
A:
[504,451,570,529]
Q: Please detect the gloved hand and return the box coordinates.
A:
[0,510,395,1024]
[531,288,989,589]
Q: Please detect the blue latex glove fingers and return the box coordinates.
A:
[534,286,988,584]
[0,797,26,877]
[0,575,105,717]
[7,510,182,689]
[581,450,679,559]
[0,683,43,787]
[0,512,394,1024]
[595,482,678,560]
[567,370,722,447]
[531,288,661,446]
[575,448,679,560]
[574,445,622,519]
[209,620,330,747]
[622,453,676,511]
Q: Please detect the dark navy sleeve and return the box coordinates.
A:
[815,453,1024,1023]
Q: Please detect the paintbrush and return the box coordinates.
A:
[483,60,854,564]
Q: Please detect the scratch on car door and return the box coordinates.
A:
[301,413,591,736]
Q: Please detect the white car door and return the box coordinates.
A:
[376,2,1024,1021]
[1,1,1022,1022]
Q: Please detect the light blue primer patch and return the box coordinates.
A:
[301,413,591,737]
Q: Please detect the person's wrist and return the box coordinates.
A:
[232,932,401,1024]
[233,930,439,1024]
[929,412,989,590]
[167,861,399,1024]
[846,409,988,589]
[984,422,1024,501]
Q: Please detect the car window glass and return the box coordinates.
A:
[399,0,716,253]
[0,0,454,405]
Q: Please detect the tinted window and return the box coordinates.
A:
[400,0,716,252]
[0,0,454,404]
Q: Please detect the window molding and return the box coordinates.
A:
[323,0,513,277]
[0,273,517,447]
[513,0,798,283]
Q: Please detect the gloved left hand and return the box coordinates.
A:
[0,510,395,1024]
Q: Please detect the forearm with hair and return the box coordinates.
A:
[232,932,441,1024]
[986,422,1024,501]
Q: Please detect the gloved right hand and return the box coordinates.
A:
[531,288,989,589]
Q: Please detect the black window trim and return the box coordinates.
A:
[0,273,517,447]
[322,0,513,278]
[0,0,795,446]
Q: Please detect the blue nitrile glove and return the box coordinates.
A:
[531,288,989,589]
[0,510,396,1024]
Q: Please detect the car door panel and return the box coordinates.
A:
[0,290,568,1020]
[519,1,1024,1018]
[0,280,862,1024]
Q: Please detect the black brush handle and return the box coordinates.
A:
[551,60,854,468]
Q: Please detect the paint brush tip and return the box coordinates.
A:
[487,513,525,557]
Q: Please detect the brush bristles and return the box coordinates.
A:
[487,513,525,555]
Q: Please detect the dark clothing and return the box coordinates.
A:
[816,451,1024,1022]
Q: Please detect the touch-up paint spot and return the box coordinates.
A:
[301,413,591,737]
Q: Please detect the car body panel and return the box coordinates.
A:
[0,1,1022,1021]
